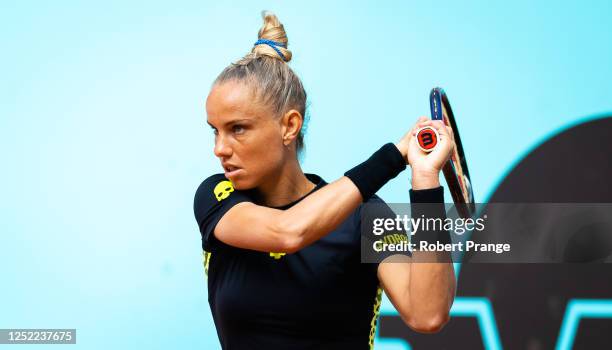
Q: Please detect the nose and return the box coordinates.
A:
[214,133,232,158]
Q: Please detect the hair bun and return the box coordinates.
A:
[252,11,292,62]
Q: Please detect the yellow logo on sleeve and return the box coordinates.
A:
[269,252,286,260]
[213,180,234,202]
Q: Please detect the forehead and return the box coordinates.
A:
[206,81,266,125]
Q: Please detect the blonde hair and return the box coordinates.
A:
[213,11,308,154]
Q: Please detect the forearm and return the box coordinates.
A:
[278,176,362,251]
[219,176,387,253]
[271,142,406,251]
[217,143,406,253]
[382,179,455,331]
[378,251,455,333]
[406,252,455,326]
[406,181,455,325]
[378,117,457,332]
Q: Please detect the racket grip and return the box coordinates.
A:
[415,126,439,153]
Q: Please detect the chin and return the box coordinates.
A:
[227,173,255,191]
[230,180,247,190]
[229,166,275,191]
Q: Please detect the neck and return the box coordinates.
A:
[254,157,316,208]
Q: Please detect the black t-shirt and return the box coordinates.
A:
[193,173,443,350]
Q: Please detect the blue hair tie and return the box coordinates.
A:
[254,39,287,61]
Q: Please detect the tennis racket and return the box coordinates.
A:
[428,87,475,218]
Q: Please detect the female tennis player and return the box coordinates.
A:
[193,12,456,350]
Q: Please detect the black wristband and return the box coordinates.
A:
[409,186,444,203]
[344,143,406,201]
[409,186,451,246]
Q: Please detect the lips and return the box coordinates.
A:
[222,163,242,178]
[222,164,240,172]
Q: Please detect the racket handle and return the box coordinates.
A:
[415,126,439,153]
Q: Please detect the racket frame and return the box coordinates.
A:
[429,87,475,218]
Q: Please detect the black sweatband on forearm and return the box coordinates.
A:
[344,143,406,201]
[409,186,452,246]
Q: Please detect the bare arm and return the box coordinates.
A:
[215,176,362,253]
[377,118,457,333]
[377,252,456,333]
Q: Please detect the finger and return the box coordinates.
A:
[416,121,433,128]
[429,120,448,136]
[410,122,428,136]
[412,120,435,134]
[446,125,455,143]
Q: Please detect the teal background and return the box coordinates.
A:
[1,1,611,349]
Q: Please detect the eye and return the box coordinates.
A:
[211,128,218,136]
[232,125,245,134]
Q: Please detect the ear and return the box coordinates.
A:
[280,109,303,147]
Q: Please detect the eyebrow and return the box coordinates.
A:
[207,118,252,128]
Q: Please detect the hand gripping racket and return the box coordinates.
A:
[416,87,475,218]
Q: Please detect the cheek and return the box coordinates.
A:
[251,137,283,163]
[242,129,284,170]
